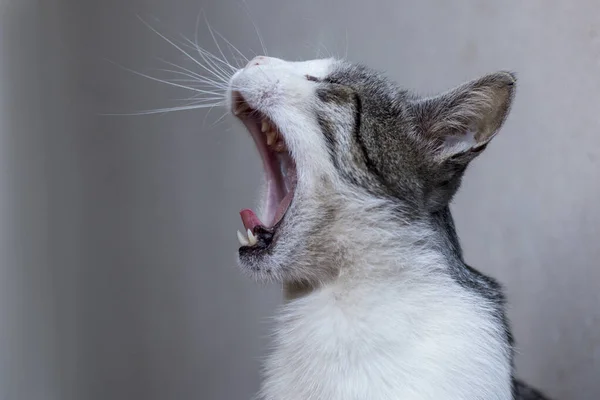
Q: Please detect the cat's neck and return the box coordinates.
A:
[282,206,466,301]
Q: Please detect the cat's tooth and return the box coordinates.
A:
[247,229,257,246]
[261,120,269,133]
[266,130,277,145]
[237,230,249,246]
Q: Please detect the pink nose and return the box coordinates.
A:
[245,56,268,68]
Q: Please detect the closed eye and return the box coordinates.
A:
[305,75,320,82]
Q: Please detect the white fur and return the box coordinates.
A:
[264,287,510,400]
[260,192,512,400]
[230,57,513,400]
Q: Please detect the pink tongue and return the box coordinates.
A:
[240,209,263,230]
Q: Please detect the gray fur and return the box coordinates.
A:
[317,61,548,399]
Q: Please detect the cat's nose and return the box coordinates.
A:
[245,56,284,69]
[245,56,268,68]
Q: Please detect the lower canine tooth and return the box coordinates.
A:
[266,130,277,145]
[247,229,258,246]
[237,230,249,246]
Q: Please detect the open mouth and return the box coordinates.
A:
[232,91,297,249]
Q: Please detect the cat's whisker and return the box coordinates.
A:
[192,10,238,76]
[150,70,224,95]
[106,15,237,119]
[200,45,239,74]
[167,78,214,84]
[319,42,334,59]
[202,102,224,127]
[187,97,225,103]
[179,36,237,73]
[212,29,249,65]
[211,110,230,127]
[203,16,234,72]
[153,70,225,94]
[173,93,225,102]
[107,60,221,96]
[157,58,229,89]
[241,0,268,56]
[137,16,232,85]
[194,10,205,62]
[167,78,226,88]
[179,38,236,79]
[105,101,227,116]
[184,40,234,83]
[157,57,211,80]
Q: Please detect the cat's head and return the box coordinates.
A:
[229,56,515,284]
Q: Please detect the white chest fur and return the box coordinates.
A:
[259,275,512,400]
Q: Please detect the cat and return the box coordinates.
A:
[229,55,551,400]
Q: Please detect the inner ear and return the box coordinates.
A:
[412,71,516,162]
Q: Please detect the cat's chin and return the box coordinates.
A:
[232,91,298,257]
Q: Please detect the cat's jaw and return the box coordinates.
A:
[228,56,344,284]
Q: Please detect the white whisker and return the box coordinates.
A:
[154,71,224,94]
[231,56,247,66]
[179,39,233,83]
[204,15,233,72]
[179,38,236,79]
[137,15,231,84]
[157,58,229,89]
[212,29,249,64]
[167,78,221,86]
[241,0,268,56]
[152,69,225,94]
[106,59,220,95]
[107,15,245,119]
[104,102,226,116]
[192,11,238,75]
[212,110,229,127]
[187,97,225,103]
[174,95,224,103]
[179,36,237,72]
[319,42,333,59]
[194,9,204,58]
[202,103,218,127]
[177,18,236,82]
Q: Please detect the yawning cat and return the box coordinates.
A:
[229,56,550,400]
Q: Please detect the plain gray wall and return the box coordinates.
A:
[1,0,599,399]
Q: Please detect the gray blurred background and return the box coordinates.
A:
[1,0,599,399]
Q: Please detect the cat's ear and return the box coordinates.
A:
[412,71,516,163]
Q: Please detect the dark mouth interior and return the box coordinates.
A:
[232,91,297,248]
